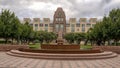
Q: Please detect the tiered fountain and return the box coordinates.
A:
[6,31,117,60]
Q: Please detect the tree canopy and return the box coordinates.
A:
[0,8,120,46]
[87,8,120,46]
[0,9,57,44]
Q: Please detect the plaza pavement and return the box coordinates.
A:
[0,52,120,68]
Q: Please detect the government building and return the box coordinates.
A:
[23,7,97,35]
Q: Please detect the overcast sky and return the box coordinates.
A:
[0,0,120,20]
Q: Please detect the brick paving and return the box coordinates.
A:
[0,52,120,68]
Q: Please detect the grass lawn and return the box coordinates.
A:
[28,43,93,50]
[80,45,93,50]
[29,43,41,49]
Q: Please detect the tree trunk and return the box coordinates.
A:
[17,39,19,45]
[114,40,118,46]
[90,41,92,46]
[90,40,92,46]
[79,41,81,45]
[5,38,8,44]
[17,36,20,45]
[103,40,105,46]
[12,37,14,45]
[108,40,110,45]
[84,39,88,45]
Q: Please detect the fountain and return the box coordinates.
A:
[57,30,64,45]
[6,31,117,59]
[41,30,80,50]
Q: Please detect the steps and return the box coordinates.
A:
[6,50,118,60]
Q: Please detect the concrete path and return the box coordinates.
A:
[0,52,120,68]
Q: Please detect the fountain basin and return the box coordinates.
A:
[19,48,102,54]
[41,44,80,50]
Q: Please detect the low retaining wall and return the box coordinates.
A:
[0,44,29,51]
[0,44,120,54]
[41,44,80,49]
[93,46,120,54]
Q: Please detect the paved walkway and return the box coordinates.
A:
[0,52,120,68]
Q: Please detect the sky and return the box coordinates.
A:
[0,0,120,20]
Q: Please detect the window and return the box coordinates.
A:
[39,24,43,27]
[71,24,75,27]
[45,24,48,27]
[55,24,59,32]
[86,24,91,27]
[59,18,61,21]
[82,24,85,32]
[44,24,48,32]
[56,18,64,22]
[35,24,38,27]
[71,24,75,32]
[60,24,64,31]
[82,24,85,27]
[35,24,38,31]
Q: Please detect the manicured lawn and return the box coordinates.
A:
[29,43,93,50]
[29,43,41,49]
[80,45,93,50]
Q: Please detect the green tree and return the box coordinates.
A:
[36,31,57,44]
[10,16,21,44]
[0,9,15,43]
[74,33,85,44]
[20,22,33,44]
[85,28,94,45]
[88,8,120,46]
[64,33,75,44]
[109,8,120,45]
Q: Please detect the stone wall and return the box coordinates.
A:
[93,46,120,54]
[0,44,29,51]
[0,44,120,54]
[41,44,80,50]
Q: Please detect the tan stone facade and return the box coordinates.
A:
[23,7,97,33]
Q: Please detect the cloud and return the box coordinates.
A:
[0,0,120,20]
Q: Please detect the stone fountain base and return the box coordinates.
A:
[6,49,117,60]
[41,44,80,50]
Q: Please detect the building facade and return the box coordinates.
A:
[23,7,97,34]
